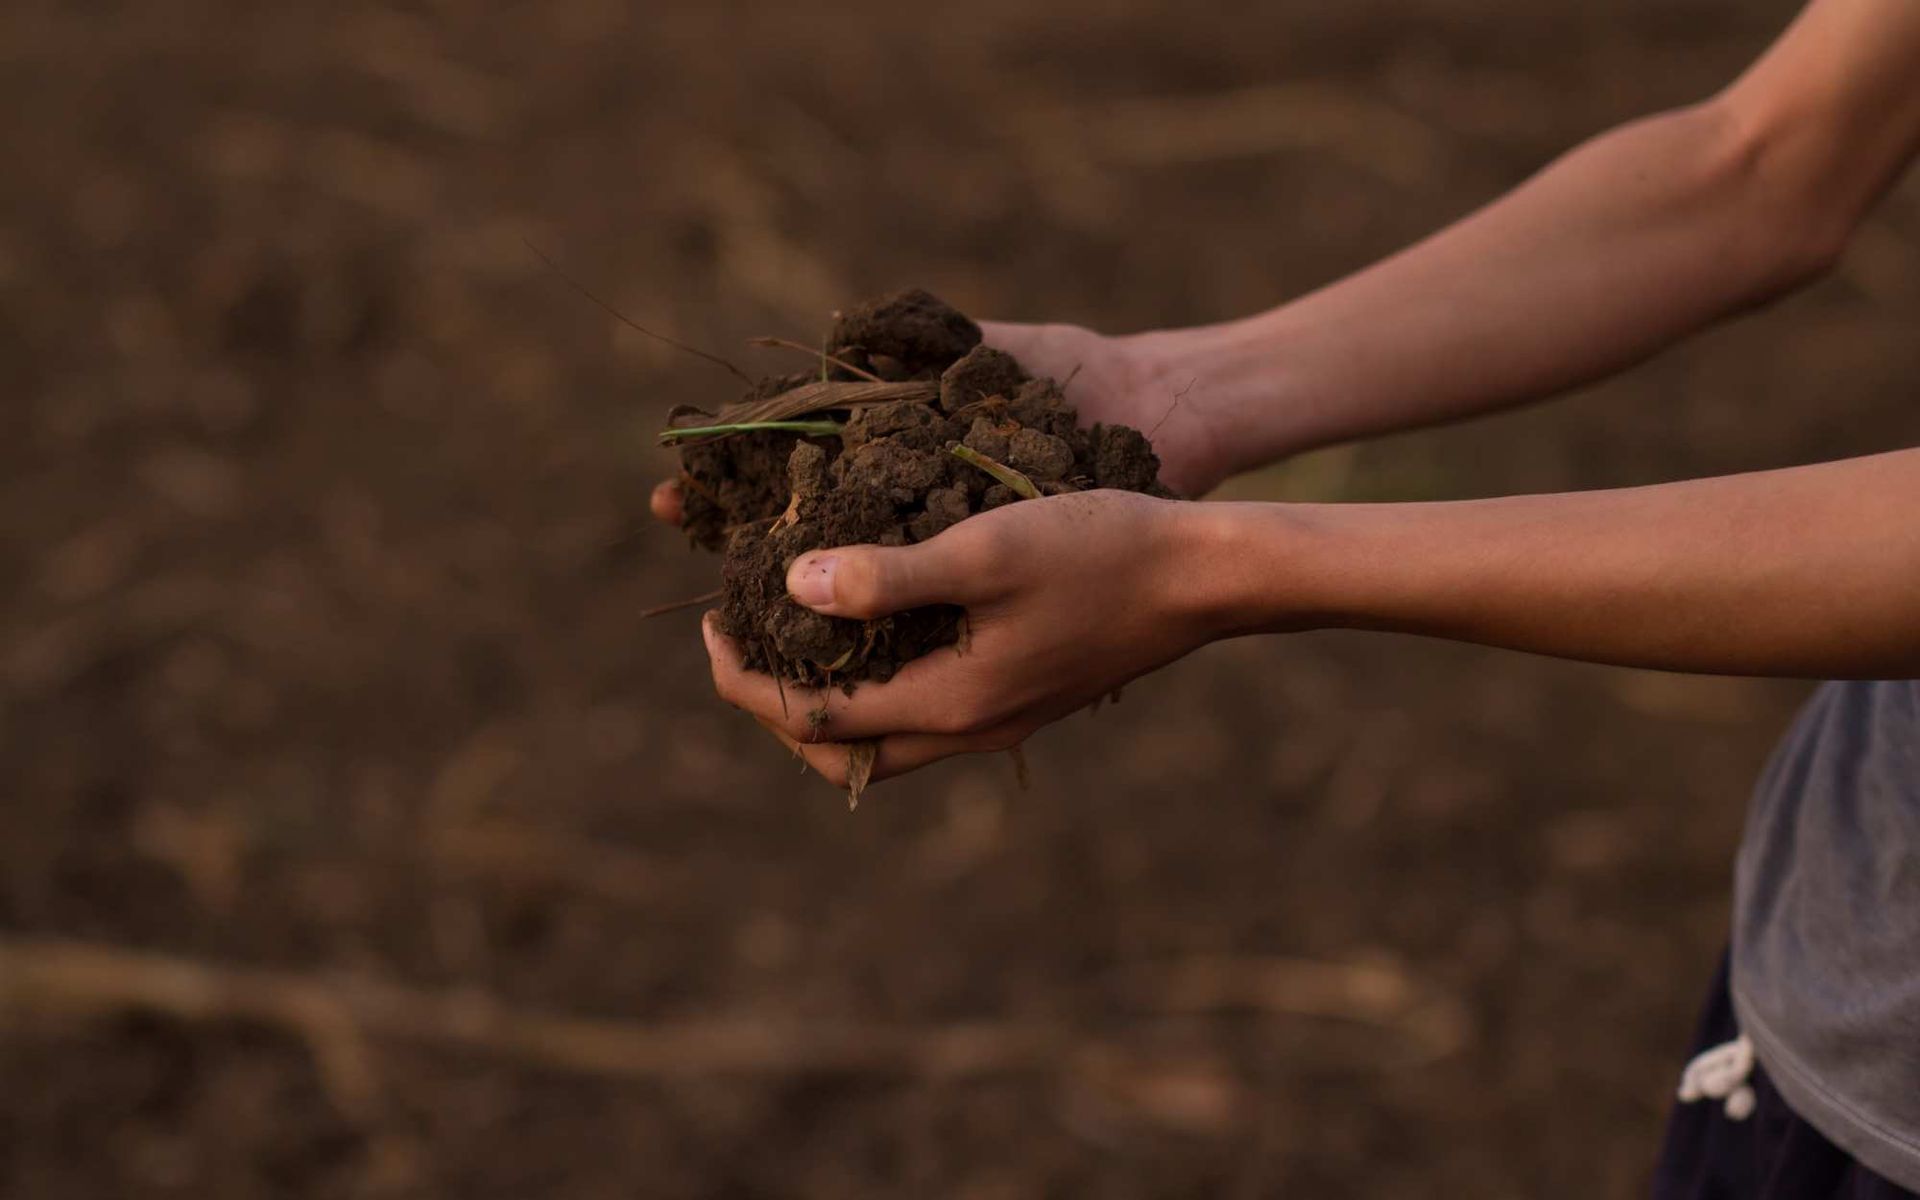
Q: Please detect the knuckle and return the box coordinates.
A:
[959,519,1010,567]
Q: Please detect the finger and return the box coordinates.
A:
[977,320,1038,359]
[704,613,832,726]
[978,321,1082,386]
[650,480,685,526]
[866,725,1027,783]
[762,725,1031,790]
[786,534,993,620]
[751,715,812,764]
[717,621,1012,742]
[786,737,849,785]
[750,716,868,790]
[790,642,1014,741]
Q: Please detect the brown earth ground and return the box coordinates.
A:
[3,1,1918,1197]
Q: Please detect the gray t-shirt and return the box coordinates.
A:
[1733,679,1920,1189]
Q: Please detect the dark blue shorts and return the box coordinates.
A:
[1652,956,1916,1199]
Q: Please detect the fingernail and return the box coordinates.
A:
[787,554,837,609]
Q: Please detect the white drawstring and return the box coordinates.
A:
[1677,1033,1757,1121]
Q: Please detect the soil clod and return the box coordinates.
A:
[673,290,1170,691]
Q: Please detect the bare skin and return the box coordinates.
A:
[718,452,1920,786]
[667,0,1920,790]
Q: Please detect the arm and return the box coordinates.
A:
[1114,0,1920,483]
[702,0,1920,789]
[715,451,1920,786]
[655,0,1920,517]
[1207,450,1920,678]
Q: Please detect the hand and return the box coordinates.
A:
[972,322,1225,498]
[650,322,1226,524]
[702,490,1229,789]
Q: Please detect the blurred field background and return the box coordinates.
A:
[4,1,1918,1196]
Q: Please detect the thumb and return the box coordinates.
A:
[786,540,978,619]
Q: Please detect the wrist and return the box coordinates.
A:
[1121,315,1321,488]
[1155,499,1338,642]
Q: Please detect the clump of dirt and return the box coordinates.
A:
[668,289,1170,690]
[673,372,818,551]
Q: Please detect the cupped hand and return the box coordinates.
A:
[702,489,1227,790]
[975,322,1222,498]
[650,321,1225,526]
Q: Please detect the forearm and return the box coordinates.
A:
[1130,1,1920,481]
[1187,448,1920,678]
[1134,100,1837,476]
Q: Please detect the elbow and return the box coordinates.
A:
[1690,95,1855,297]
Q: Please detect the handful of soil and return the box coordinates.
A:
[663,290,1171,692]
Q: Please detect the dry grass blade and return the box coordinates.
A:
[524,240,752,386]
[846,739,879,810]
[726,379,937,424]
[1008,745,1031,790]
[639,589,722,619]
[766,640,789,719]
[658,420,845,445]
[678,469,722,508]
[821,644,856,672]
[949,445,1041,500]
[748,337,884,383]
